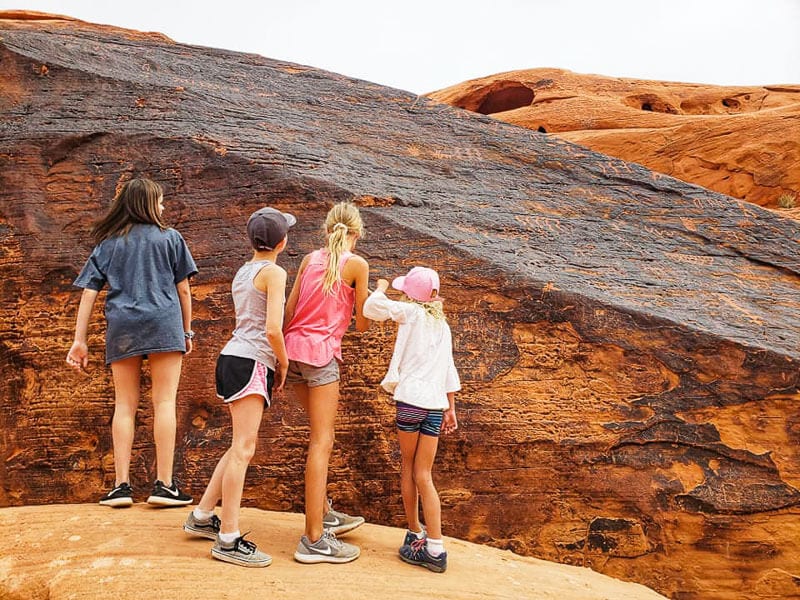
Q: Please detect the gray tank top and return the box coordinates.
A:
[220,259,282,369]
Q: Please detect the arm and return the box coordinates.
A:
[283,253,310,330]
[442,392,458,435]
[348,255,371,332]
[176,277,193,355]
[66,288,100,371]
[362,279,412,323]
[256,265,289,392]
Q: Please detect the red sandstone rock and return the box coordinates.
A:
[1,13,799,600]
[428,68,800,209]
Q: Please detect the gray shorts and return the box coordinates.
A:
[286,358,340,388]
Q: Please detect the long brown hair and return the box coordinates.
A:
[321,202,364,294]
[91,178,167,243]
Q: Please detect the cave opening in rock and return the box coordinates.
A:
[477,84,535,115]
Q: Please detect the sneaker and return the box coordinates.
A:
[399,538,447,573]
[402,525,426,548]
[183,511,221,540]
[323,498,365,536]
[294,530,361,564]
[99,482,133,507]
[211,533,272,568]
[146,480,192,506]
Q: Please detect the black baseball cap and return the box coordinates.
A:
[246,207,296,250]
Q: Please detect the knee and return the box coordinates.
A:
[231,438,257,463]
[413,468,433,489]
[308,432,335,457]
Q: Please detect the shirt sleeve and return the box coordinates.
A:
[445,324,461,393]
[73,246,107,291]
[171,229,198,283]
[363,290,415,323]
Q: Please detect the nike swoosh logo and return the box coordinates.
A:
[162,486,181,497]
[312,543,333,555]
[325,516,342,526]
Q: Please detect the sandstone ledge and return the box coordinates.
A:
[0,504,666,600]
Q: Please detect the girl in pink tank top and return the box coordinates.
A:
[283,202,371,564]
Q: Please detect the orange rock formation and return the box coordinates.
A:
[428,68,800,209]
[1,13,799,600]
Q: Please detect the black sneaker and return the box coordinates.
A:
[99,482,133,507]
[212,533,272,567]
[402,525,426,549]
[146,480,192,506]
[399,538,447,573]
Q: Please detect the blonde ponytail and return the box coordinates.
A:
[321,202,364,294]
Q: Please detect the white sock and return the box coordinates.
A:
[426,537,445,557]
[409,528,425,539]
[219,530,241,544]
[193,508,215,520]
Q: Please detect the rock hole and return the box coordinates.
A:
[477,84,535,115]
[537,126,547,133]
[641,103,653,111]
[722,98,740,109]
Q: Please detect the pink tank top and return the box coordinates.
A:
[284,249,356,367]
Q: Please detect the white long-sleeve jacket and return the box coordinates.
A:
[363,289,460,410]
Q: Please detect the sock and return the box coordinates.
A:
[426,537,445,557]
[409,528,425,539]
[193,508,215,521]
[219,530,241,544]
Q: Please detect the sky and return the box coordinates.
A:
[6,0,800,94]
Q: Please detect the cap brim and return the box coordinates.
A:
[391,275,406,293]
[282,212,297,227]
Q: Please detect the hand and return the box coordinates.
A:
[442,408,458,435]
[274,361,288,393]
[376,278,389,292]
[66,341,89,373]
[184,338,194,355]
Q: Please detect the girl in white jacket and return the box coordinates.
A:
[363,267,460,573]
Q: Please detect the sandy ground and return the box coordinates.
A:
[0,504,667,600]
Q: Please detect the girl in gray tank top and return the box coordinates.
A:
[185,207,294,568]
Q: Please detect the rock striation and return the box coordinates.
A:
[0,13,798,600]
[428,67,800,209]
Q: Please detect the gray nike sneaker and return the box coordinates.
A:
[183,511,221,540]
[212,533,272,568]
[322,499,365,536]
[294,530,360,564]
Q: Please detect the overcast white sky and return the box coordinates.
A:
[7,0,800,94]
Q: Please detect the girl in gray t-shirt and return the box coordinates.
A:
[67,178,197,509]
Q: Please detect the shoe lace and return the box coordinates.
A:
[321,530,344,550]
[209,515,221,529]
[234,532,257,554]
[410,537,427,554]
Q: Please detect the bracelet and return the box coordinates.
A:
[184,330,195,339]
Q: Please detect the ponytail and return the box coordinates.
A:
[321,202,364,295]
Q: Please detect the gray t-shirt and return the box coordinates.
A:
[74,224,198,364]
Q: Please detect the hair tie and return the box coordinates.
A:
[333,222,348,233]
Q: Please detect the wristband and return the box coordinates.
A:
[184,330,195,339]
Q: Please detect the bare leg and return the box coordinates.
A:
[397,430,422,532]
[148,351,183,484]
[219,394,264,534]
[412,434,442,539]
[110,356,142,486]
[303,381,339,541]
[196,447,231,512]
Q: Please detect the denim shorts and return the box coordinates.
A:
[286,358,340,388]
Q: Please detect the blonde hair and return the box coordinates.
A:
[401,295,445,320]
[92,178,166,243]
[321,202,364,294]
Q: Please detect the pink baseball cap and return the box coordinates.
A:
[392,267,440,302]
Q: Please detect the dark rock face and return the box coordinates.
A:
[1,13,798,600]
